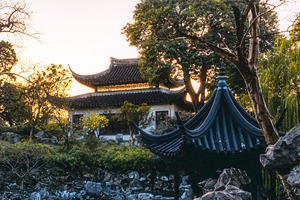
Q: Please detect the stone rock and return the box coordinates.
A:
[260,124,300,172]
[138,192,154,199]
[224,185,251,200]
[196,185,251,200]
[140,177,146,182]
[287,164,300,188]
[181,190,189,199]
[1,132,21,143]
[129,171,140,179]
[39,187,49,198]
[30,192,41,200]
[50,136,58,143]
[85,181,103,194]
[198,178,217,194]
[115,134,124,143]
[160,176,168,181]
[127,193,138,200]
[214,168,251,190]
[35,130,47,139]
[196,191,238,200]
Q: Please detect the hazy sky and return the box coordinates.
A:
[13,0,140,95]
[2,0,299,96]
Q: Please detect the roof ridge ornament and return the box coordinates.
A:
[216,63,229,88]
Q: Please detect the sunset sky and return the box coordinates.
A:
[1,0,299,96]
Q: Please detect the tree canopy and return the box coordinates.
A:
[124,0,283,145]
[123,0,279,113]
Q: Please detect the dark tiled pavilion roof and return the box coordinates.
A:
[69,87,192,111]
[69,58,184,89]
[137,65,285,157]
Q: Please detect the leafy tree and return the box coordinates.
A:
[118,101,151,141]
[0,82,28,125]
[259,37,300,132]
[24,64,72,139]
[124,0,283,146]
[0,41,25,125]
[124,0,279,113]
[82,113,109,138]
[0,41,18,74]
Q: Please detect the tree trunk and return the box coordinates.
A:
[182,67,201,112]
[128,122,134,142]
[20,178,24,190]
[29,127,33,141]
[198,65,208,108]
[241,1,279,145]
[241,65,279,144]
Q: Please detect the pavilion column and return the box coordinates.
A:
[247,159,259,200]
[270,171,276,200]
[174,172,180,200]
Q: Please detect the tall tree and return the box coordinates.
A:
[24,64,72,139]
[124,0,281,145]
[259,37,300,131]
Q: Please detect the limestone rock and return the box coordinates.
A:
[138,192,154,199]
[287,164,300,194]
[224,185,251,200]
[260,124,300,172]
[198,178,217,194]
[196,185,251,200]
[1,132,21,143]
[85,181,103,194]
[214,168,251,190]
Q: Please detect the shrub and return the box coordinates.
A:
[0,140,52,189]
[97,144,166,174]
[49,143,99,174]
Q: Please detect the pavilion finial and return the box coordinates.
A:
[219,62,226,76]
[216,63,228,87]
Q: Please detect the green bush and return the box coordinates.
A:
[0,140,52,189]
[49,143,169,175]
[49,143,99,174]
[97,144,165,173]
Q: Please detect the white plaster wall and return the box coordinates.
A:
[69,104,179,134]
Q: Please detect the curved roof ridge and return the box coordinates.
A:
[69,58,185,89]
[69,64,112,79]
[223,89,264,137]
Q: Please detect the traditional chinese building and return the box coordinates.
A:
[68,58,191,136]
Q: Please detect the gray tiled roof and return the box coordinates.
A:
[69,58,184,89]
[69,88,192,111]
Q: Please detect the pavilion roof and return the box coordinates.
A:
[69,87,192,111]
[137,65,285,157]
[69,58,184,89]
